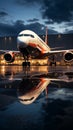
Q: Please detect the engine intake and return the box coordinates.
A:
[64,52,73,62]
[4,52,15,63]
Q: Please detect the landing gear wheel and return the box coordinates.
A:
[22,62,30,67]
[50,62,56,66]
[55,62,56,66]
[27,62,30,66]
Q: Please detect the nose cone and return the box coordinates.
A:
[17,36,28,48]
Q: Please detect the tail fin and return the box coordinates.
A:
[45,27,48,44]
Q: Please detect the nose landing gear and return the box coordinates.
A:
[22,54,30,67]
[22,61,30,66]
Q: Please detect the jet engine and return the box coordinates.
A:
[4,51,15,63]
[64,51,73,62]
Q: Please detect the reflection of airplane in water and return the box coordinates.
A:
[0,67,73,105]
[18,78,50,105]
[17,71,73,105]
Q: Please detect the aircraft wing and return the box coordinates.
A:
[0,50,20,54]
[49,49,73,54]
[47,48,73,62]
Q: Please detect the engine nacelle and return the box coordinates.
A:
[4,51,15,63]
[64,51,73,62]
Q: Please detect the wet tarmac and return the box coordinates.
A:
[0,65,73,130]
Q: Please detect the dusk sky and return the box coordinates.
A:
[0,0,73,36]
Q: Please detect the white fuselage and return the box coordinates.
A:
[17,30,50,54]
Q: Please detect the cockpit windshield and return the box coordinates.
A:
[18,34,34,38]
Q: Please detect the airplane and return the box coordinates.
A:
[0,28,73,66]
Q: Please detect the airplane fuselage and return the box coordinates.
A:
[17,30,50,57]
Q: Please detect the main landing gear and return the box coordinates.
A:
[22,54,30,67]
[50,61,56,66]
[22,61,30,67]
[49,55,56,66]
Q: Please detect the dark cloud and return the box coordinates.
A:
[64,29,73,34]
[0,23,17,36]
[27,18,39,23]
[44,19,54,24]
[24,22,45,34]
[65,21,73,26]
[62,21,73,33]
[13,21,45,34]
[41,0,73,23]
[16,21,46,34]
[0,11,8,17]
[47,29,58,34]
[13,20,24,26]
[0,20,25,36]
[15,0,43,5]
[13,21,58,34]
[0,20,58,36]
[15,0,73,24]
